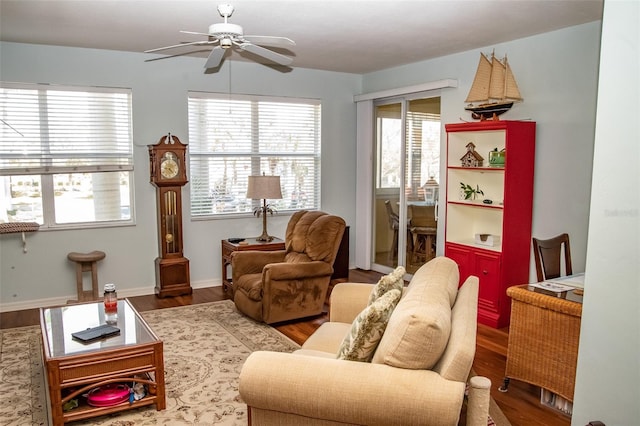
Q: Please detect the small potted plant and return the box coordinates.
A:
[460,182,484,201]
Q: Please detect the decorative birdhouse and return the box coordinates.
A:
[460,142,484,167]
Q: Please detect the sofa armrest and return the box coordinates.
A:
[328,282,374,323]
[231,250,286,277]
[467,376,492,426]
[240,351,466,425]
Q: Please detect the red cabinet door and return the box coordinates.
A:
[475,250,501,317]
[446,242,503,327]
[445,243,472,286]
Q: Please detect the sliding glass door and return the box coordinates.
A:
[372,96,441,275]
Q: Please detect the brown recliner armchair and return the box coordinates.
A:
[231,210,346,324]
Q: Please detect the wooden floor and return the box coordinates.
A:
[1,269,571,426]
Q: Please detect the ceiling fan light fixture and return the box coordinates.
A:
[220,38,233,49]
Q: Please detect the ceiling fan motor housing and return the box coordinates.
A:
[209,23,243,38]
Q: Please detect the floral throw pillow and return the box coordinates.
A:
[367,266,405,306]
[336,288,402,362]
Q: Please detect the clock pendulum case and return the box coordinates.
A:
[148,133,192,297]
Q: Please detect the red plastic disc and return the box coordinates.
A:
[87,384,130,407]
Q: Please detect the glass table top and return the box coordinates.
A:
[41,299,157,358]
[525,284,584,303]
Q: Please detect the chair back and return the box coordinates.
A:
[284,210,346,264]
[409,204,436,228]
[532,233,573,282]
[384,200,399,230]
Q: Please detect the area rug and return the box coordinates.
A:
[0,300,511,425]
[0,300,299,425]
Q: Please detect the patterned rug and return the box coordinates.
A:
[0,300,299,425]
[0,299,511,425]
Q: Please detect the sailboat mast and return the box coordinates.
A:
[503,54,508,100]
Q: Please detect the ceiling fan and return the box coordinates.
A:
[145,3,295,69]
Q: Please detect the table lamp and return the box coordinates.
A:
[246,175,283,241]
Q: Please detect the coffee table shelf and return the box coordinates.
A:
[40,299,166,425]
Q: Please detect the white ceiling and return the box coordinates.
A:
[0,0,603,74]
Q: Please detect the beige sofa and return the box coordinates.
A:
[239,257,491,426]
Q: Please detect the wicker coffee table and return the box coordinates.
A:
[39,299,166,425]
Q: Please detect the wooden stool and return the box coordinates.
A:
[67,251,106,302]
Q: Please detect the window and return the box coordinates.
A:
[376,105,440,191]
[188,92,321,217]
[0,83,134,228]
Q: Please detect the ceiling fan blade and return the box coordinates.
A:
[243,35,295,47]
[145,40,213,53]
[204,46,226,69]
[180,30,214,37]
[238,43,293,66]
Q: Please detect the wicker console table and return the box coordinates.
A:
[499,284,582,402]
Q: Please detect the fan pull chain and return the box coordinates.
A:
[228,60,232,114]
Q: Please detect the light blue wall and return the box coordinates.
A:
[0,42,361,307]
[1,21,601,309]
[361,21,601,282]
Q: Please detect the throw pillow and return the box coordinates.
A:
[372,257,456,369]
[336,288,402,362]
[367,266,405,305]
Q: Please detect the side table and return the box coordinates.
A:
[499,284,582,402]
[221,238,285,292]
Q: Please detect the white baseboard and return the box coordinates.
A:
[0,279,221,313]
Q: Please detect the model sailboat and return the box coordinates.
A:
[465,52,523,120]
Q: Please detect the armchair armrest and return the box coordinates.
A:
[263,260,333,281]
[231,250,286,278]
[240,351,468,425]
[328,282,374,323]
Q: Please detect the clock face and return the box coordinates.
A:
[160,153,179,179]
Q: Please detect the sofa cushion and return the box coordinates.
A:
[301,322,352,353]
[367,266,405,305]
[336,289,401,362]
[372,257,459,369]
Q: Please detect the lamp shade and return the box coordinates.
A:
[246,175,283,200]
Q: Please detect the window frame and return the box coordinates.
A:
[187,91,322,220]
[0,82,135,230]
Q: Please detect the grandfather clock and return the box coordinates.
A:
[148,134,192,297]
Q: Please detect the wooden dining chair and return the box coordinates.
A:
[532,233,573,282]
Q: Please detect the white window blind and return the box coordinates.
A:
[0,83,133,175]
[188,92,321,217]
[0,82,134,227]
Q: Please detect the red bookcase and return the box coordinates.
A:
[444,120,536,328]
